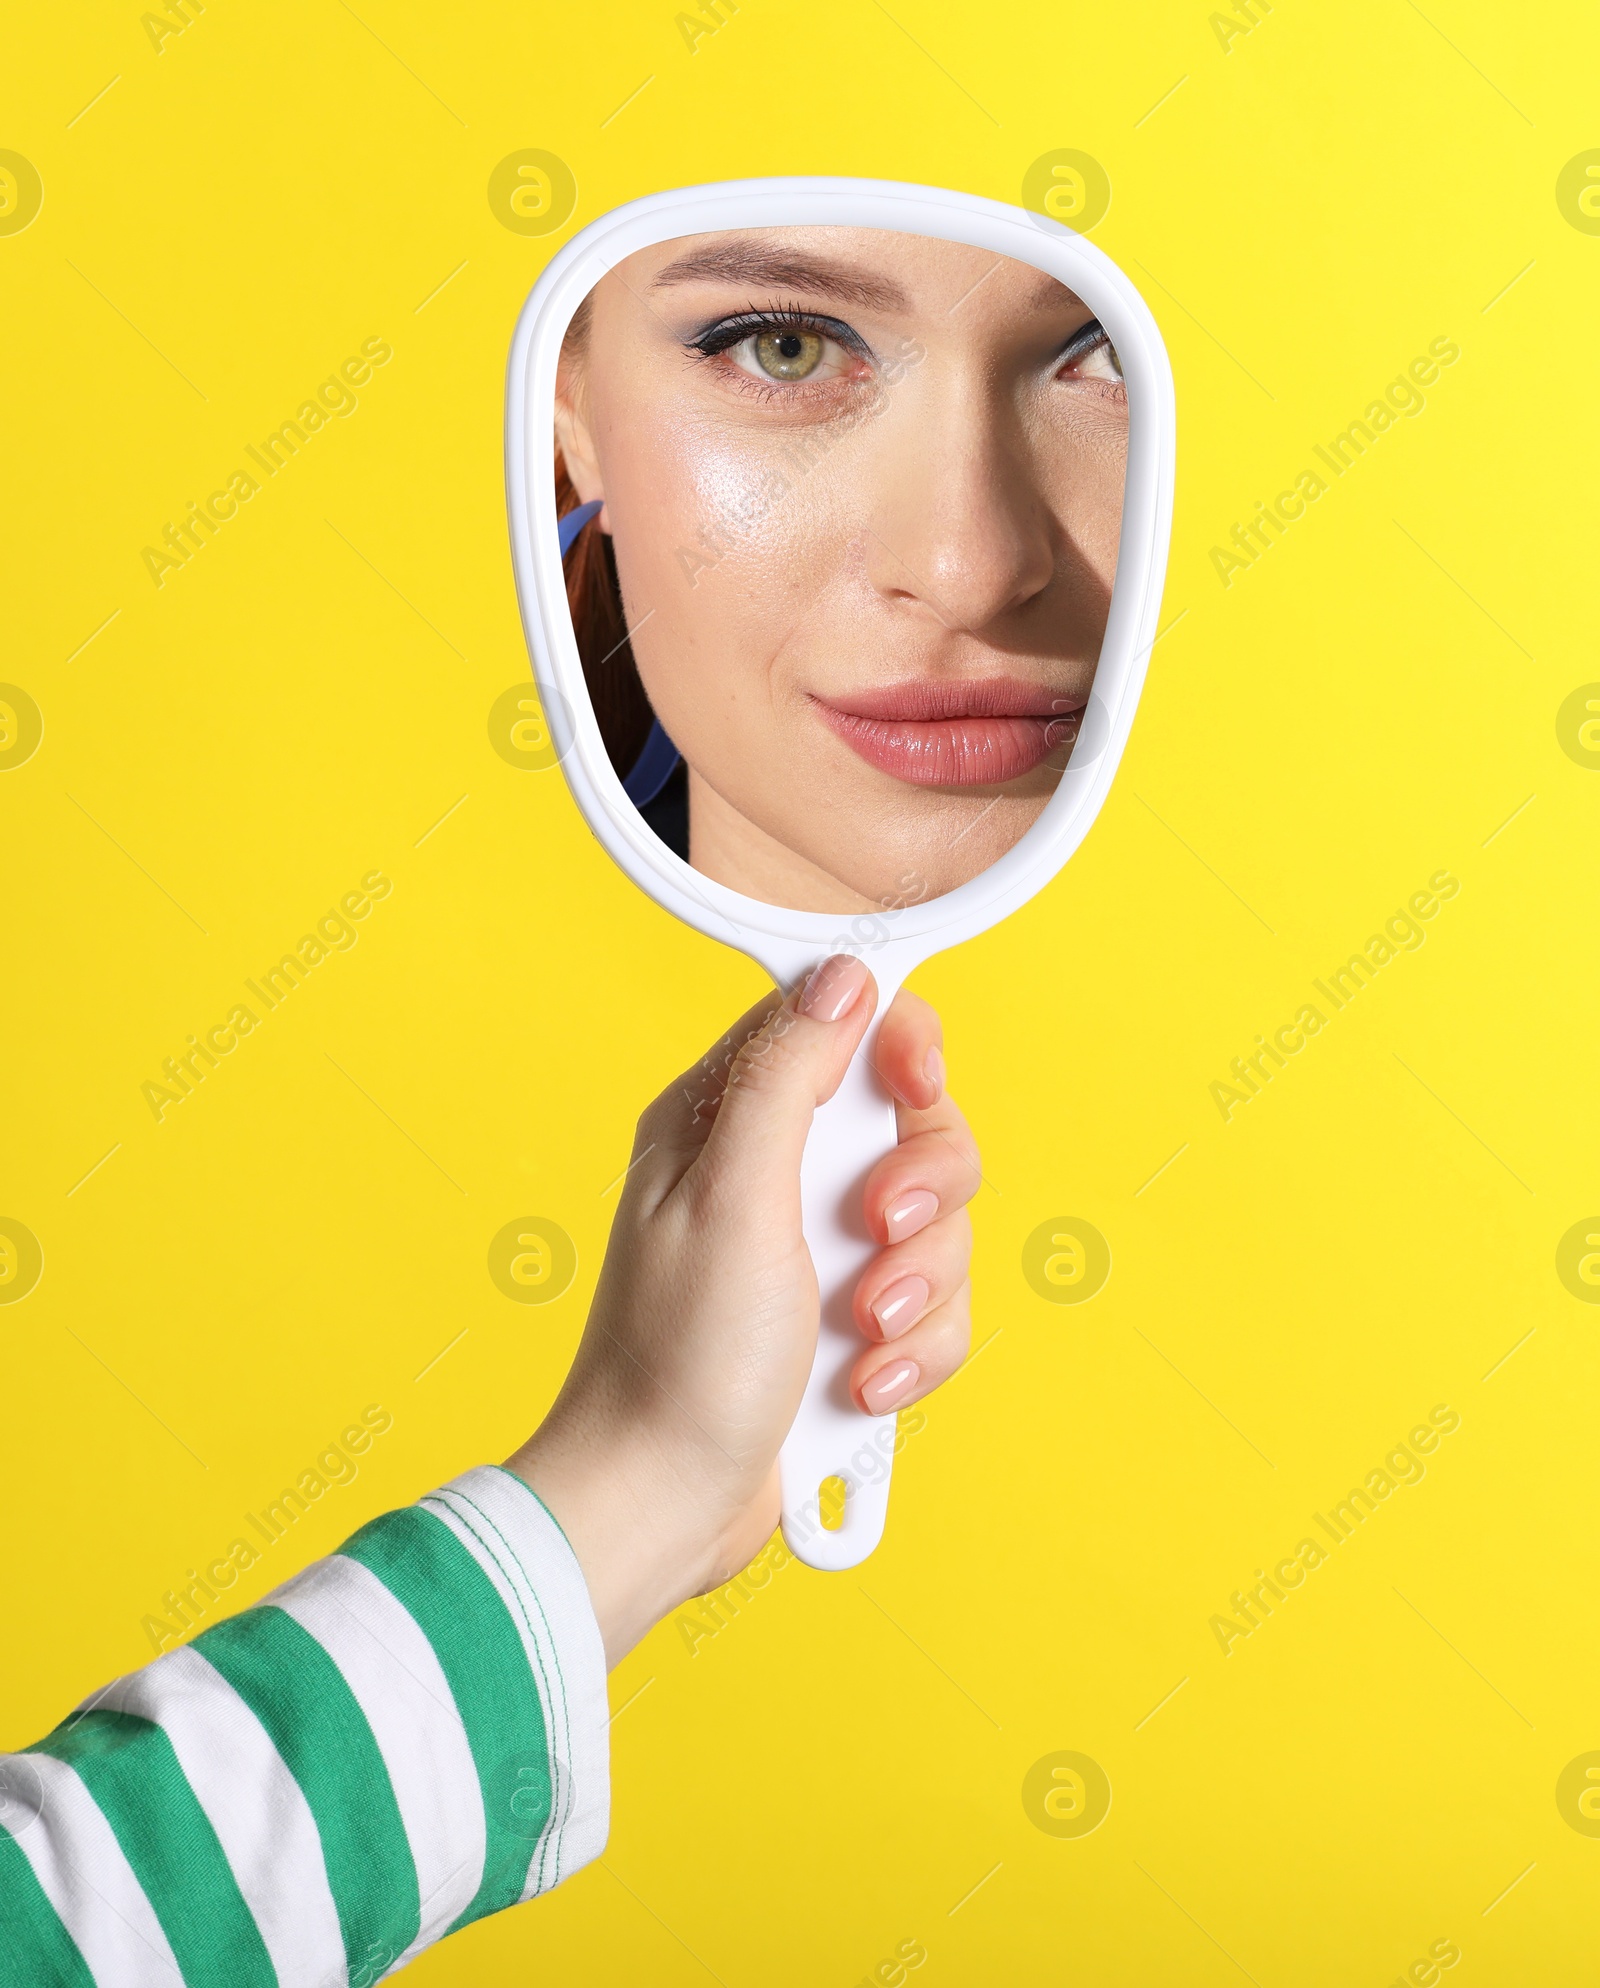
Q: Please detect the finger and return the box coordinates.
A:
[872,986,943,1115]
[853,1208,972,1342]
[634,986,785,1179]
[851,1286,972,1415]
[862,1120,982,1247]
[691,955,880,1193]
[872,991,980,1186]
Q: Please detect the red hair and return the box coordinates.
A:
[554,332,655,780]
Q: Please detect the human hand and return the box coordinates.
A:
[507,955,981,1666]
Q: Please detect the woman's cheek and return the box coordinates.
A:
[1046,455,1124,597]
[605,440,777,746]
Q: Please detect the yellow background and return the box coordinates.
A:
[4,2,1598,1981]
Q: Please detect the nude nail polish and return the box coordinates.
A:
[923,1044,945,1098]
[883,1188,938,1238]
[797,953,870,1022]
[870,1274,929,1340]
[862,1360,920,1415]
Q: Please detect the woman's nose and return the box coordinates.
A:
[862,392,1056,635]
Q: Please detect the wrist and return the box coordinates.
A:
[505,1420,714,1668]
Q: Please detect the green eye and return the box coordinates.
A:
[709,316,859,389]
[753,328,824,379]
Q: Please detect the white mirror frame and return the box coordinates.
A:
[505,177,1176,1569]
[505,174,1175,992]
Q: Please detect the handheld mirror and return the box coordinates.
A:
[506,177,1174,1570]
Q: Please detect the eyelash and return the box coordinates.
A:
[684,305,1125,402]
[689,303,867,358]
[1056,319,1125,398]
[686,305,871,401]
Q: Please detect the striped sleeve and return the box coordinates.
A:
[0,1466,609,1987]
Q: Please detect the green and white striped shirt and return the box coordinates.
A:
[0,1466,609,1985]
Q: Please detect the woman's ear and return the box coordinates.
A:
[554,369,606,521]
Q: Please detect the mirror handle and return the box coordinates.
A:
[780,1015,905,1568]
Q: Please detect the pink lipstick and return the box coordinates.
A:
[812,677,1086,787]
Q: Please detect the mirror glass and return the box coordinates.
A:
[552,225,1128,915]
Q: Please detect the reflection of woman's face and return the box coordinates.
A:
[556,227,1126,913]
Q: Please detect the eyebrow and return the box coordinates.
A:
[1028,269,1086,311]
[651,241,911,313]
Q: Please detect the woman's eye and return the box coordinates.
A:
[728,325,854,384]
[1058,327,1123,386]
[750,328,823,379]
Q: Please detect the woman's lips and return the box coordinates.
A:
[812,678,1087,787]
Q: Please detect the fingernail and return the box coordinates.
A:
[883,1188,938,1238]
[870,1274,929,1340]
[923,1044,945,1100]
[862,1360,920,1415]
[797,954,870,1023]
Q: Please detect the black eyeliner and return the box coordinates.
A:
[686,304,873,363]
[1057,317,1110,364]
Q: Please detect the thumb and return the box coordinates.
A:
[694,955,878,1190]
